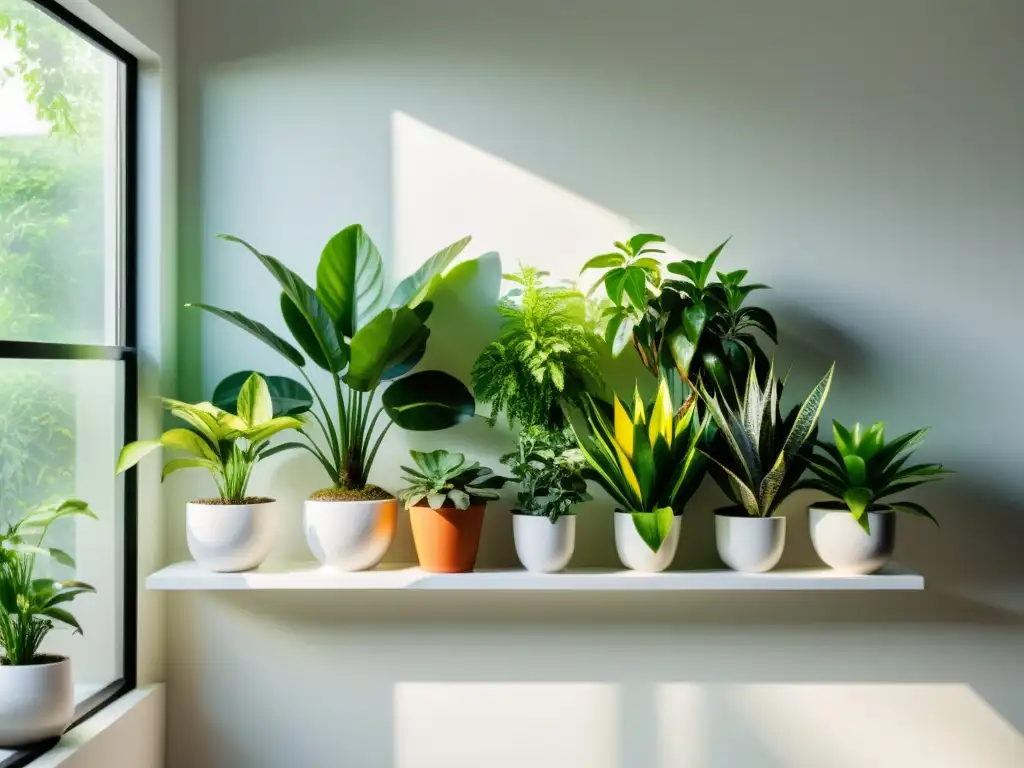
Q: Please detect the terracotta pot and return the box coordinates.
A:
[409,503,486,573]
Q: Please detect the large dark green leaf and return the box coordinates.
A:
[382,370,476,431]
[345,304,433,392]
[315,224,386,337]
[738,306,778,343]
[282,294,328,370]
[605,310,636,357]
[382,330,429,380]
[604,267,628,305]
[622,267,648,309]
[187,303,305,368]
[213,371,313,416]
[632,506,674,552]
[389,236,471,308]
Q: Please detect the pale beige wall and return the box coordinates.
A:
[170,0,1024,766]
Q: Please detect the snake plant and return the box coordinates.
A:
[802,421,949,532]
[572,378,714,552]
[700,361,834,517]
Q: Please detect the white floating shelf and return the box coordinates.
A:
[146,561,923,591]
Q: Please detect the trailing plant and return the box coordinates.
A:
[802,420,949,532]
[501,426,591,523]
[190,225,481,497]
[396,450,508,510]
[115,373,304,503]
[572,378,714,552]
[582,235,776,402]
[700,361,834,518]
[0,499,96,665]
[471,266,600,431]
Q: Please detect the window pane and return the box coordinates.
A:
[0,357,124,698]
[0,0,124,345]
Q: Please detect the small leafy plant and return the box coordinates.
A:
[190,225,481,498]
[802,421,949,532]
[115,373,304,503]
[572,379,713,552]
[472,266,600,431]
[397,450,509,510]
[501,426,591,523]
[700,362,834,518]
[0,499,97,666]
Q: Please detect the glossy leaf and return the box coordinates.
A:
[605,311,636,357]
[627,233,665,254]
[115,440,161,474]
[187,303,305,368]
[382,370,476,431]
[580,253,626,272]
[237,373,273,427]
[212,371,313,417]
[631,506,674,553]
[390,236,471,308]
[316,224,386,337]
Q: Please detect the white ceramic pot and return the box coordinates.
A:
[303,497,398,571]
[513,514,576,573]
[809,505,895,574]
[0,656,75,747]
[614,511,681,572]
[715,512,786,572]
[186,500,276,572]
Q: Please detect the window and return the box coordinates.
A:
[0,0,136,764]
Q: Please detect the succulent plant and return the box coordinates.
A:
[397,450,508,510]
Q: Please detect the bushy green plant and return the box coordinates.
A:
[801,421,949,532]
[397,450,508,510]
[501,426,590,522]
[0,499,96,665]
[700,361,834,517]
[115,373,304,503]
[572,379,713,552]
[191,225,481,496]
[471,266,600,431]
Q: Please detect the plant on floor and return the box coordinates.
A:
[115,373,305,503]
[801,421,949,532]
[500,425,591,523]
[571,378,714,552]
[0,499,97,665]
[582,235,776,401]
[396,450,508,510]
[471,266,600,431]
[699,361,834,518]
[190,225,480,499]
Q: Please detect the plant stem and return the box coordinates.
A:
[299,368,342,478]
[364,419,394,479]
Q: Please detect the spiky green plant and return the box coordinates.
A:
[801,421,949,532]
[471,267,600,431]
[397,450,509,510]
[700,362,834,517]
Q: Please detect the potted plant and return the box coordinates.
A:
[472,266,600,572]
[800,421,948,573]
[396,450,508,573]
[700,362,834,572]
[501,426,591,573]
[582,234,777,398]
[190,225,482,571]
[0,499,96,747]
[572,378,713,572]
[116,373,304,572]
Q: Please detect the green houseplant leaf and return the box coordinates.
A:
[383,370,476,431]
[389,236,472,308]
[316,224,387,337]
[187,303,306,368]
[212,370,313,417]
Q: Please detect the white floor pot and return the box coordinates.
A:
[715,512,786,572]
[614,511,681,572]
[303,497,398,571]
[513,514,576,573]
[186,500,276,572]
[809,505,895,574]
[0,657,75,748]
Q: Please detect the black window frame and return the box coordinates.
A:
[0,1,138,765]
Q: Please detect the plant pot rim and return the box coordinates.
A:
[510,509,576,517]
[188,498,276,506]
[810,501,891,514]
[714,506,781,520]
[410,502,487,512]
[0,654,69,669]
[613,508,682,517]
[304,495,397,504]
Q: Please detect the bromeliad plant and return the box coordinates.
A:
[471,266,600,431]
[500,426,591,523]
[396,450,508,510]
[700,362,834,517]
[572,379,714,552]
[802,421,949,532]
[582,235,776,401]
[0,499,97,665]
[115,373,304,503]
[190,225,480,498]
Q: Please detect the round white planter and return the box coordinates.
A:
[614,511,681,572]
[303,497,398,571]
[715,512,786,572]
[0,657,75,748]
[186,500,276,572]
[513,514,576,573]
[809,505,895,574]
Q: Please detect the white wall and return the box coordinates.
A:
[171,1,1024,766]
